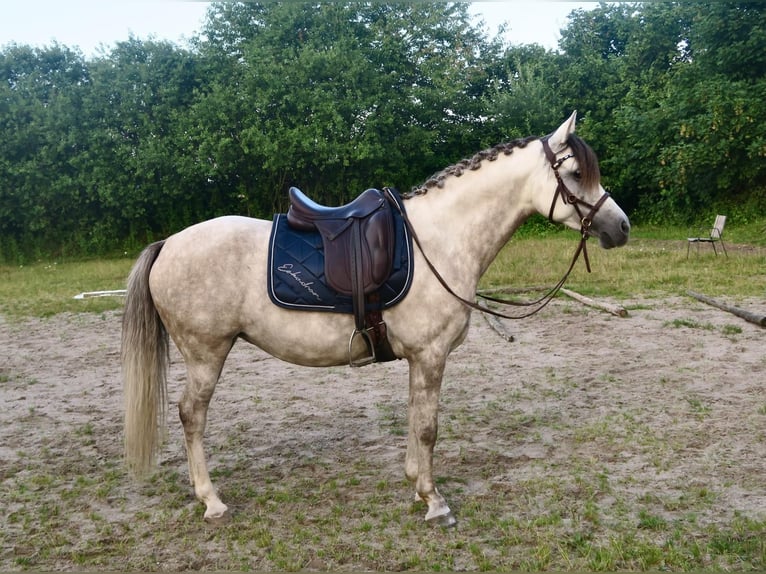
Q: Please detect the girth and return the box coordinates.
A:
[286,187,400,366]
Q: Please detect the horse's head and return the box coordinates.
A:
[535,112,630,249]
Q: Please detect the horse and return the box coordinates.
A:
[121,112,630,527]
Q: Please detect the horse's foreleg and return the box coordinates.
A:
[178,351,231,523]
[405,355,456,527]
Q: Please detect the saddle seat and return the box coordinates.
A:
[287,187,388,231]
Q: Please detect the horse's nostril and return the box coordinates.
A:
[621,219,631,235]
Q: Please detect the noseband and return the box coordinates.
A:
[540,135,611,274]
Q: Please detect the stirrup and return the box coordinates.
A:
[349,328,376,367]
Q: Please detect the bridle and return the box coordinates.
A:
[540,135,611,275]
[395,135,612,320]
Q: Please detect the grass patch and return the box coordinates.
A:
[0,258,133,318]
[665,318,715,331]
[482,223,766,299]
[722,324,743,336]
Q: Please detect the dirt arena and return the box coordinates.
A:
[1,294,764,569]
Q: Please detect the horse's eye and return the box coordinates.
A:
[573,170,582,181]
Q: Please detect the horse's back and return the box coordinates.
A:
[149,216,271,337]
[163,215,269,249]
[155,215,270,279]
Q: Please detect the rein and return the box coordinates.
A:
[391,136,611,321]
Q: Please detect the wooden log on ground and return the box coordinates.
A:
[477,300,515,342]
[560,288,629,317]
[73,289,127,300]
[478,285,549,295]
[686,290,766,327]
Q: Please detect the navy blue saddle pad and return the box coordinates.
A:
[267,192,413,314]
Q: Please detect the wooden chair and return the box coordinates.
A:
[687,215,727,258]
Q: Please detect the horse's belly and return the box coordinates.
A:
[238,310,369,367]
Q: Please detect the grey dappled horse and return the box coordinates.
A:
[121,113,630,526]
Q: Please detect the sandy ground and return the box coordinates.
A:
[1,293,765,568]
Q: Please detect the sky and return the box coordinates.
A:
[0,2,599,58]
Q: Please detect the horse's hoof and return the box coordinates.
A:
[203,506,231,525]
[426,510,457,528]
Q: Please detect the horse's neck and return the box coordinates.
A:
[406,156,535,294]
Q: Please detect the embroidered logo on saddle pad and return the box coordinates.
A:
[267,190,413,314]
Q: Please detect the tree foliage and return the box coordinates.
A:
[1,2,765,261]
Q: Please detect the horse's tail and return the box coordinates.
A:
[121,240,168,478]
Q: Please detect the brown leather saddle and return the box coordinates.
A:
[286,187,398,366]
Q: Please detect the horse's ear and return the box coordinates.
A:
[547,111,577,152]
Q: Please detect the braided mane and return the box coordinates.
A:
[405,133,600,198]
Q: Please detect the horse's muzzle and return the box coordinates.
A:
[597,216,631,249]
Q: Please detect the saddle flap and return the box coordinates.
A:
[315,218,354,241]
[320,206,395,295]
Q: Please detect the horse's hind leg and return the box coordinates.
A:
[177,342,233,523]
